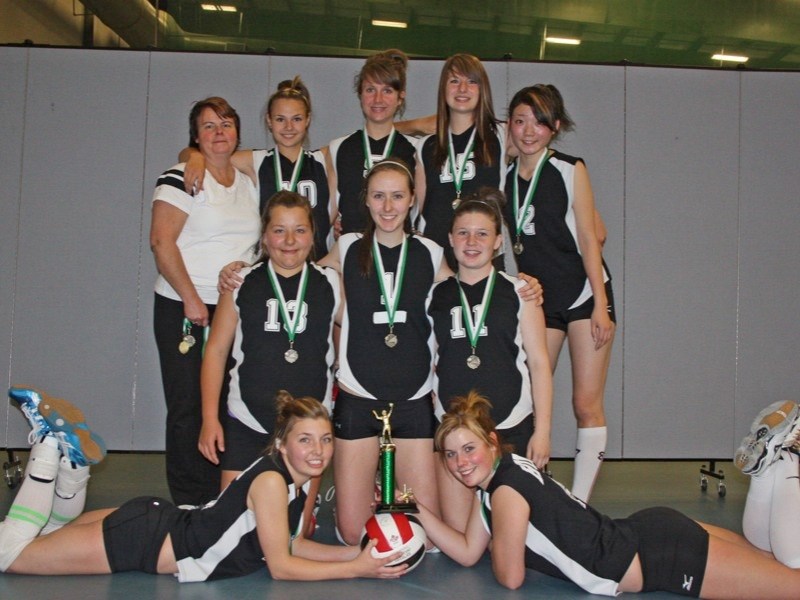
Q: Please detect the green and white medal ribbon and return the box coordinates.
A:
[512,149,549,255]
[272,150,305,192]
[457,267,496,369]
[448,127,477,210]
[362,127,397,172]
[267,261,309,363]
[373,235,408,348]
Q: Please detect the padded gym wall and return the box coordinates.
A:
[1,47,798,456]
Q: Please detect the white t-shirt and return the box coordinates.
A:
[152,164,260,304]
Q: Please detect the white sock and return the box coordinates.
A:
[741,456,778,551]
[769,451,800,567]
[572,426,607,502]
[0,437,59,571]
[39,456,90,536]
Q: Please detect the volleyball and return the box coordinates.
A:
[360,512,427,572]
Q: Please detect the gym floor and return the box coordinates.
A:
[0,452,746,599]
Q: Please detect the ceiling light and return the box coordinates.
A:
[371,19,408,29]
[711,53,748,63]
[201,4,237,12]
[545,36,581,46]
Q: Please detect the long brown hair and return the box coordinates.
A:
[433,54,499,171]
[266,390,331,457]
[357,158,415,276]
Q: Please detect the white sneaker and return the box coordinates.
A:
[735,401,799,475]
[781,412,800,455]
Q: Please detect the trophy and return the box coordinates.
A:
[373,403,418,513]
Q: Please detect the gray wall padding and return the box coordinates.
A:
[1,47,798,456]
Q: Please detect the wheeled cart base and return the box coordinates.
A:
[699,460,726,497]
[3,449,23,489]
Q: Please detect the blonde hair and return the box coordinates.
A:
[267,75,312,116]
[434,390,502,455]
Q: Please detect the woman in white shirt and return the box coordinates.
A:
[150,96,260,507]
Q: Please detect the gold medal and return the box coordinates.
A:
[178,333,196,354]
[384,333,398,348]
[467,353,481,370]
[284,348,299,363]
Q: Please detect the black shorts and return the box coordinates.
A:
[496,417,534,456]
[626,507,708,597]
[221,416,271,472]
[333,390,435,440]
[545,280,616,332]
[103,496,184,574]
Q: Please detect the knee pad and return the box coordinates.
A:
[54,458,90,497]
[27,440,60,482]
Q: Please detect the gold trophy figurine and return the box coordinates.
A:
[373,403,418,513]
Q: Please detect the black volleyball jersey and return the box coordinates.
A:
[253,148,331,258]
[503,152,610,313]
[337,232,442,401]
[228,261,339,433]
[480,453,638,596]
[428,272,532,428]
[418,124,507,269]
[173,453,307,582]
[328,129,418,235]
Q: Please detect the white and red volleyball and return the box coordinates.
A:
[360,512,427,572]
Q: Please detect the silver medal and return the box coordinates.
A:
[183,334,196,346]
[513,241,524,255]
[451,197,461,211]
[384,333,398,348]
[466,354,481,370]
[284,348,299,363]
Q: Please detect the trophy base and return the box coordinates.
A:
[375,502,419,514]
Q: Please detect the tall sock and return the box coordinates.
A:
[0,436,59,571]
[769,451,800,567]
[39,456,90,536]
[741,456,778,551]
[572,426,607,503]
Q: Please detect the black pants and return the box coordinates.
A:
[153,293,229,506]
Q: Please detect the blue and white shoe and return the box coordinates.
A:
[734,400,799,475]
[36,390,106,466]
[8,386,52,444]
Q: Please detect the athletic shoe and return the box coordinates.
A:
[36,391,106,466]
[734,400,799,475]
[8,386,52,444]
[781,412,800,455]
